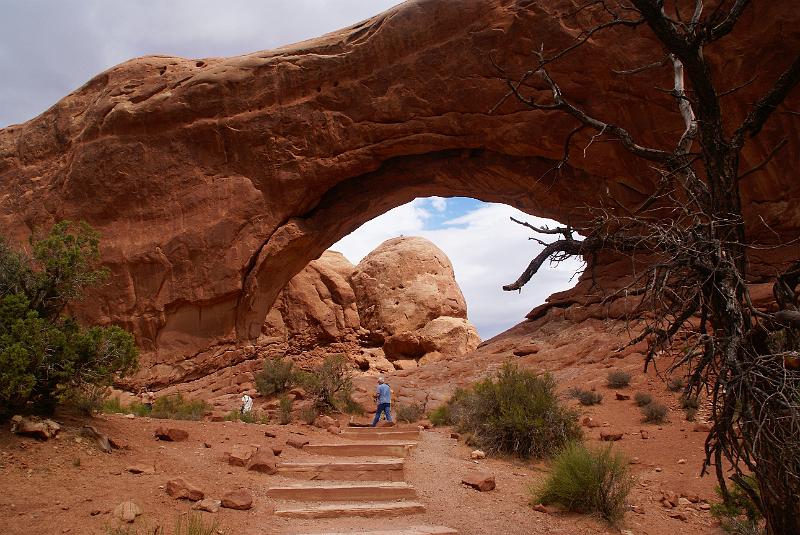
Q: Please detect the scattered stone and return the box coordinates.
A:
[81,426,112,453]
[629,457,641,465]
[469,450,486,460]
[314,414,337,429]
[166,478,204,501]
[113,500,141,523]
[699,503,711,510]
[203,442,212,448]
[126,464,155,475]
[693,422,712,432]
[615,392,631,401]
[192,498,222,513]
[640,430,650,440]
[532,503,558,514]
[462,472,496,491]
[247,448,277,474]
[90,509,101,516]
[154,427,188,442]
[600,430,623,441]
[10,415,61,440]
[450,432,460,440]
[678,497,692,506]
[681,493,700,503]
[288,387,306,400]
[418,420,432,429]
[655,467,663,472]
[227,444,256,467]
[264,430,277,438]
[582,416,601,428]
[286,437,309,449]
[327,426,341,435]
[221,488,253,510]
[630,504,645,514]
[124,414,135,419]
[668,511,689,521]
[108,437,130,450]
[271,446,283,456]
[661,491,679,508]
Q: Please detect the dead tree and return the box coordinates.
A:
[495,2,800,533]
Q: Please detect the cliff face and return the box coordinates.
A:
[1,0,797,366]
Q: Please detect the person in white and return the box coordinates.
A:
[240,393,253,414]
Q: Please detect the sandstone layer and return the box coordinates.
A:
[0,0,797,368]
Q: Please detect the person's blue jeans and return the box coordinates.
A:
[372,403,392,426]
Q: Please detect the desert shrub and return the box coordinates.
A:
[66,384,110,415]
[105,512,218,535]
[101,396,126,414]
[534,442,634,524]
[225,410,268,424]
[577,390,603,406]
[444,362,582,458]
[680,396,700,421]
[254,355,294,397]
[297,354,356,413]
[128,400,151,417]
[395,402,425,423]
[0,222,138,416]
[711,475,763,534]
[428,404,453,426]
[633,392,652,406]
[299,406,318,425]
[606,370,632,388]
[667,376,686,392]
[641,401,669,423]
[278,394,293,424]
[150,393,209,421]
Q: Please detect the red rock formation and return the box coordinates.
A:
[0,0,797,370]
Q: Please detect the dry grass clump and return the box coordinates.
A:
[577,390,603,406]
[534,442,634,524]
[641,401,669,423]
[150,393,209,421]
[606,370,632,388]
[634,392,653,406]
[395,402,426,423]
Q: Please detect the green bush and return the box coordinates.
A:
[633,392,652,406]
[534,442,634,524]
[577,390,603,406]
[0,222,138,416]
[711,475,763,534]
[667,376,686,392]
[395,402,425,423]
[225,410,268,424]
[278,394,293,424]
[641,401,668,423]
[254,355,294,396]
[680,396,700,421]
[101,396,126,414]
[606,370,632,388]
[297,354,356,413]
[442,362,582,458]
[428,404,453,426]
[150,393,209,421]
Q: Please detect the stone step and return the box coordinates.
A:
[275,500,426,519]
[277,459,405,481]
[267,481,417,501]
[304,442,416,457]
[295,525,458,534]
[340,430,420,441]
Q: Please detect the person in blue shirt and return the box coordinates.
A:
[371,376,393,427]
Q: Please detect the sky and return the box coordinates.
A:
[0,0,583,339]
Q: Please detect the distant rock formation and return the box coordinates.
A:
[123,237,480,401]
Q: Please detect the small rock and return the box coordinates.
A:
[582,416,601,428]
[677,458,686,464]
[10,415,61,440]
[90,509,101,516]
[192,498,221,513]
[532,503,558,514]
[327,426,340,435]
[600,430,623,441]
[655,467,663,472]
[640,430,650,440]
[699,503,711,510]
[314,415,337,429]
[462,472,496,492]
[469,449,486,460]
[286,437,309,449]
[630,504,645,514]
[288,387,306,400]
[693,422,712,432]
[615,392,631,401]
[166,478,204,501]
[108,437,130,450]
[154,426,188,442]
[227,444,256,467]
[126,464,155,475]
[661,491,679,507]
[678,497,692,506]
[629,457,641,465]
[271,446,283,456]
[450,432,460,440]
[512,344,539,357]
[264,430,277,438]
[203,442,211,448]
[668,511,689,521]
[681,492,700,503]
[246,448,277,474]
[112,500,141,523]
[221,488,253,510]
[81,426,112,454]
[124,414,135,419]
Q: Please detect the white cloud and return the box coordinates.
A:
[332,201,584,340]
[428,196,447,212]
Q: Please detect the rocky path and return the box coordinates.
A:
[270,426,458,535]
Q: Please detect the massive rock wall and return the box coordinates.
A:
[1,0,798,365]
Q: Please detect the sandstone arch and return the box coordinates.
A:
[1,0,797,362]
